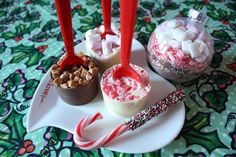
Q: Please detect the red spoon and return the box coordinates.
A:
[100,0,116,39]
[112,0,142,84]
[55,0,86,71]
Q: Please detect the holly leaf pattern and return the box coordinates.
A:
[211,30,232,42]
[0,110,26,156]
[140,1,155,10]
[183,112,210,132]
[214,40,231,53]
[0,98,11,117]
[72,5,88,17]
[23,79,39,100]
[10,45,45,67]
[174,150,206,157]
[0,43,6,54]
[78,11,102,33]
[203,90,228,113]
[182,129,227,153]
[209,71,235,90]
[37,56,59,73]
[1,23,40,41]
[42,20,59,32]
[137,32,150,46]
[210,53,222,68]
[229,125,236,150]
[2,69,26,88]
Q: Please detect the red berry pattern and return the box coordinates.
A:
[18,140,35,156]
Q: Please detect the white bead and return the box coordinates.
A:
[181,40,192,54]
[172,28,187,41]
[186,23,200,34]
[112,47,120,54]
[86,33,101,42]
[101,39,112,55]
[168,39,181,48]
[195,39,206,54]
[188,41,204,58]
[186,31,195,40]
[106,34,119,45]
[157,33,171,43]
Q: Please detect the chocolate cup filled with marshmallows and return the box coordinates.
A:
[50,53,98,105]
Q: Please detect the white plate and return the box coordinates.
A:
[27,39,185,153]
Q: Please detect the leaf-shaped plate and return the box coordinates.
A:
[27,39,185,153]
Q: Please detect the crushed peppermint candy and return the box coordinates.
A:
[101,64,151,102]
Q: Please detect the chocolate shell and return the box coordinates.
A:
[53,74,98,105]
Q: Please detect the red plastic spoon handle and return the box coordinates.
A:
[120,0,138,67]
[54,0,74,57]
[101,0,112,33]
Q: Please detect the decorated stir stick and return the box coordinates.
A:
[73,89,185,150]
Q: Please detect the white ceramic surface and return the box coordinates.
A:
[27,39,185,153]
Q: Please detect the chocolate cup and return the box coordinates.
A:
[53,74,98,105]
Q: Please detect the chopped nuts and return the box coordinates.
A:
[74,69,81,76]
[88,62,95,68]
[86,73,93,80]
[53,78,61,86]
[89,67,98,75]
[83,80,89,85]
[60,83,68,88]
[69,73,75,80]
[51,64,59,70]
[51,70,60,79]
[68,80,79,88]
[60,73,70,82]
[80,68,88,79]
[50,53,98,89]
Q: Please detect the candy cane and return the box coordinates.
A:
[73,89,185,150]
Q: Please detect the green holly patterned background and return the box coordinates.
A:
[0,0,236,156]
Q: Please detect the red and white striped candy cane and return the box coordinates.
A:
[73,89,185,150]
[73,112,129,150]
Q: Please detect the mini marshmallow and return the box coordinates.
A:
[186,30,195,40]
[168,39,181,49]
[188,40,204,58]
[86,33,101,42]
[85,29,97,37]
[94,27,102,34]
[172,27,188,41]
[186,23,200,34]
[166,27,174,35]
[106,34,119,45]
[112,47,120,54]
[157,33,171,43]
[94,50,102,56]
[167,19,184,28]
[202,47,209,57]
[181,40,192,54]
[195,55,206,63]
[195,39,206,53]
[197,31,211,42]
[101,39,112,56]
[91,42,102,50]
